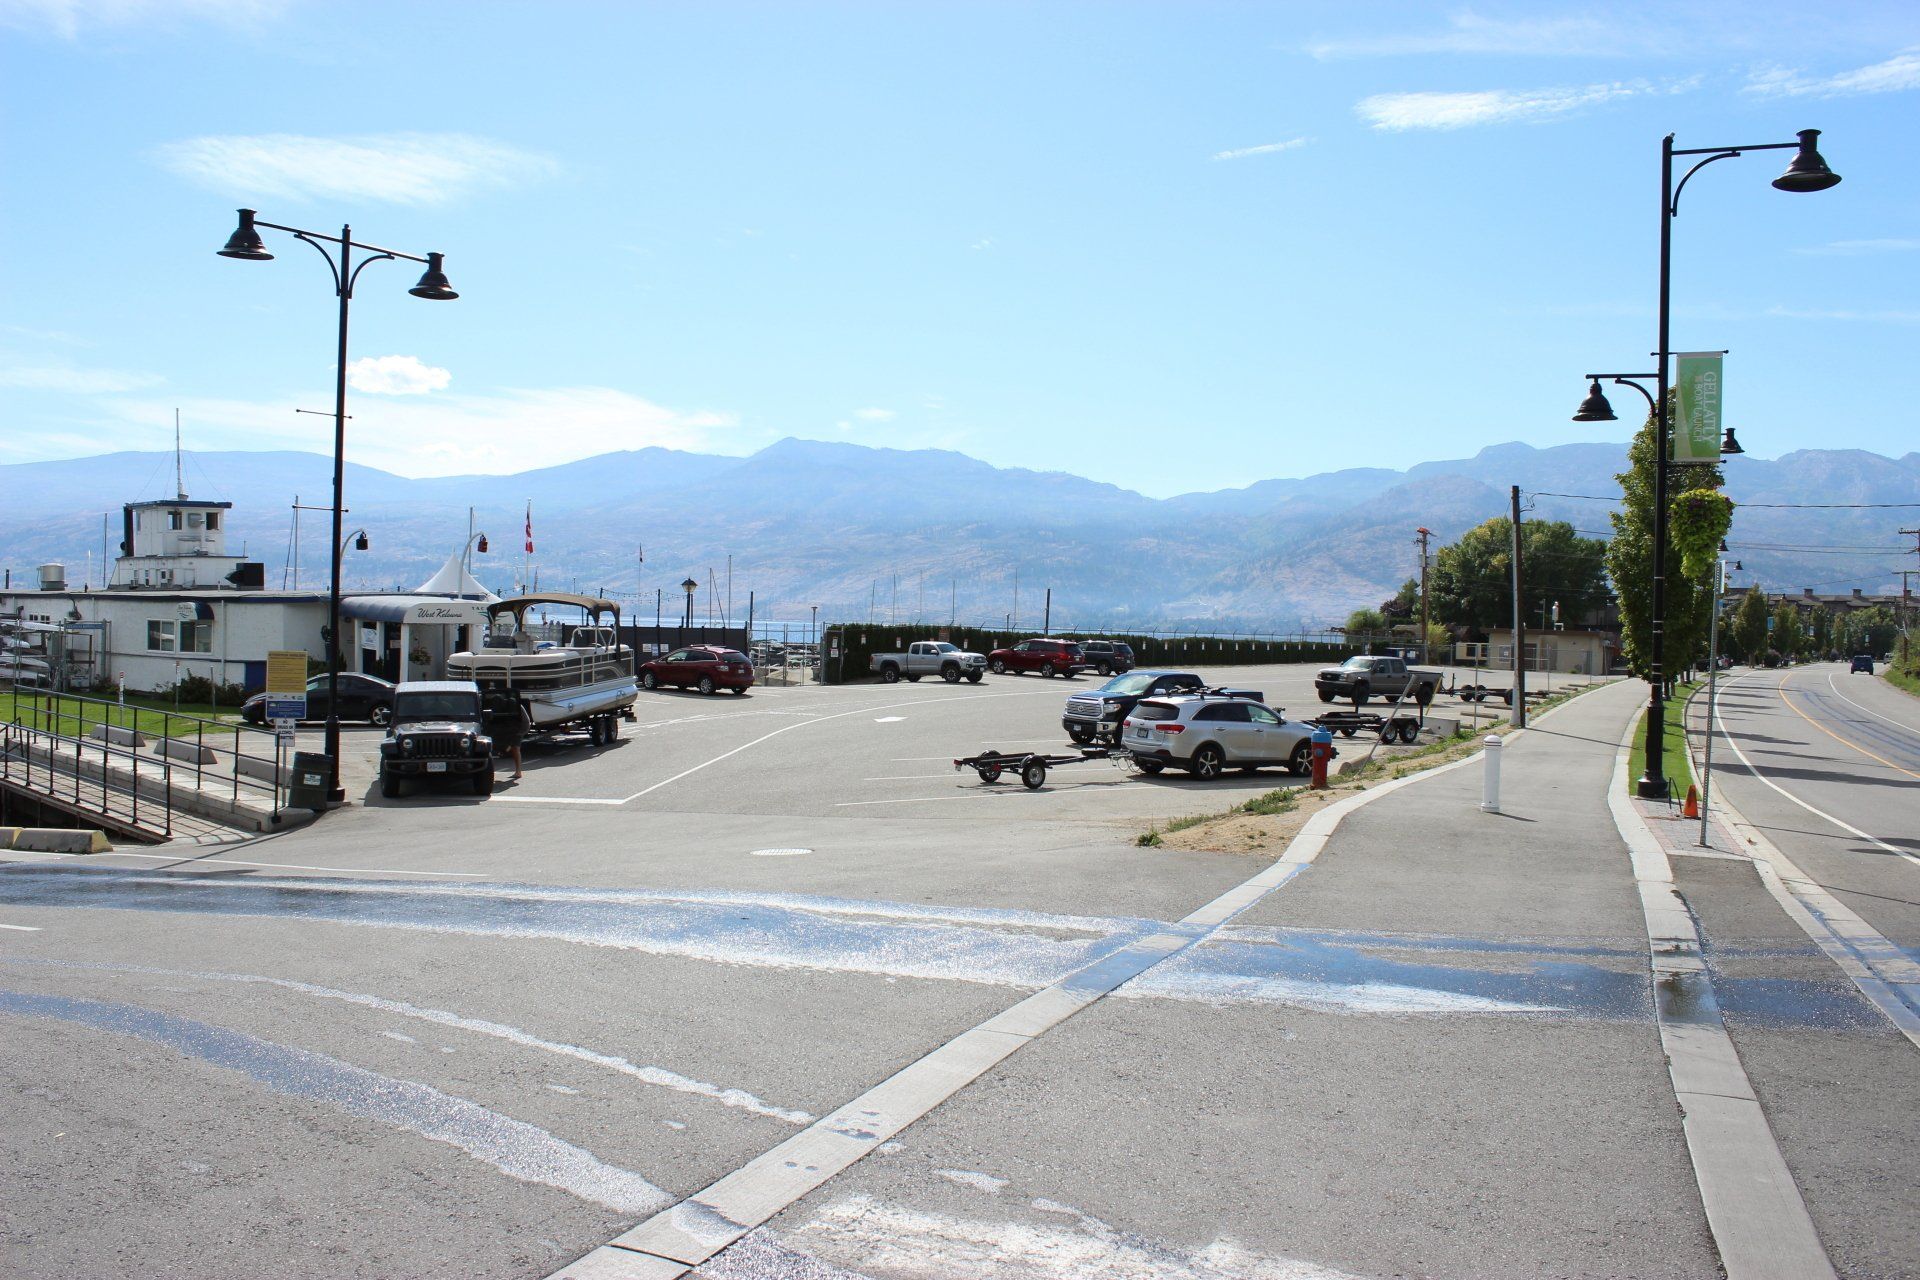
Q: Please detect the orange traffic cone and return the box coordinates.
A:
[1681,784,1699,819]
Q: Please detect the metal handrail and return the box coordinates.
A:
[2,719,175,838]
[5,689,286,815]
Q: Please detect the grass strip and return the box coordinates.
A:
[1624,679,1700,797]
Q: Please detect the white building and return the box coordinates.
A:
[1,493,493,695]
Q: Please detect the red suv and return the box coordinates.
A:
[640,646,755,695]
[987,638,1088,678]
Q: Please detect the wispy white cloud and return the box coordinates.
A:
[1308,13,1644,59]
[969,236,996,251]
[1211,137,1312,161]
[0,360,161,394]
[0,0,287,38]
[1764,305,1920,323]
[1358,80,1656,130]
[852,407,895,422]
[347,355,451,396]
[1794,237,1920,256]
[1746,47,1920,97]
[153,132,556,206]
[100,387,742,476]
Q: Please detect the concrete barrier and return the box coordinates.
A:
[8,827,112,853]
[156,738,218,766]
[89,723,145,748]
[233,754,284,786]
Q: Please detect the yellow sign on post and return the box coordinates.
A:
[264,650,309,727]
[265,651,308,695]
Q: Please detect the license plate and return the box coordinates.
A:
[1134,727,1148,738]
[427,761,448,773]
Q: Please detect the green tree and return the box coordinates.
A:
[1345,607,1388,636]
[1430,517,1610,634]
[1606,395,1725,680]
[1381,578,1420,623]
[1837,605,1899,657]
[1771,601,1805,659]
[1730,586,1769,664]
[1808,606,1833,656]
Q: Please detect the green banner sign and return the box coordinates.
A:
[1673,352,1723,463]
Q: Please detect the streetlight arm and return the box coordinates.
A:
[1584,375,1659,413]
[292,233,343,295]
[1670,140,1803,157]
[257,218,431,264]
[1670,151,1744,216]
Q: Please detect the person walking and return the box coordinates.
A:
[482,688,529,781]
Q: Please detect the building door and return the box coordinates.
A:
[243,660,265,693]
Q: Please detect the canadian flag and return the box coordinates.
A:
[524,502,534,555]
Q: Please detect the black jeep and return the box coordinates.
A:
[378,681,494,798]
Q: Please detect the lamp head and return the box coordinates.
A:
[408,251,459,300]
[475,534,488,554]
[353,532,369,551]
[1771,129,1841,193]
[681,577,699,593]
[1720,426,1744,455]
[1572,379,1617,423]
[217,208,274,260]
[1733,560,1743,572]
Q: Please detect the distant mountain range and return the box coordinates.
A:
[3,439,1916,630]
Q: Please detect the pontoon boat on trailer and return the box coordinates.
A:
[446,594,638,740]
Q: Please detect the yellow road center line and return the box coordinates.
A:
[1778,674,1920,782]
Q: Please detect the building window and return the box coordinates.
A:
[205,512,220,531]
[169,510,182,530]
[147,620,176,652]
[179,620,213,653]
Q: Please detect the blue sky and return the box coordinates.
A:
[2,0,1917,498]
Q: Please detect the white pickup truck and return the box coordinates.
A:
[870,641,988,684]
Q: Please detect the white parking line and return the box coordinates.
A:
[861,773,956,782]
[0,850,489,877]
[0,923,42,932]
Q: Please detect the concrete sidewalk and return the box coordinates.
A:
[1251,677,1651,940]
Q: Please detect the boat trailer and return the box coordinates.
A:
[1308,709,1423,744]
[954,745,1119,789]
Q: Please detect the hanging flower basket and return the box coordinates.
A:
[1671,488,1734,580]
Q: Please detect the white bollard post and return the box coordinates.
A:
[1481,734,1503,813]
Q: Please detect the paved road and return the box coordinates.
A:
[1683,662,1920,1277]
[3,663,1907,1278]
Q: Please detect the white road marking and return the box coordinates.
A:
[492,795,626,806]
[0,923,43,931]
[504,690,1047,808]
[1713,673,1919,868]
[748,848,812,858]
[872,716,906,723]
[1822,671,1920,738]
[861,773,960,781]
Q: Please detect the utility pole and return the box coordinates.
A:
[1415,526,1433,665]
[1043,588,1051,635]
[1901,528,1920,633]
[1510,486,1527,728]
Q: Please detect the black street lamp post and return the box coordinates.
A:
[681,578,699,645]
[1572,126,1836,799]
[218,209,459,801]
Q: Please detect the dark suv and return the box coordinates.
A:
[378,681,493,798]
[1078,641,1135,677]
[1062,669,1203,744]
[987,638,1087,678]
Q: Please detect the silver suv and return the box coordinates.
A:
[1121,692,1317,780]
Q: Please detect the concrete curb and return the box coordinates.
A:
[1606,711,1836,1280]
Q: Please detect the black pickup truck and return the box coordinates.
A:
[1061,669,1204,744]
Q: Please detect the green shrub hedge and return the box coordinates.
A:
[820,624,1362,684]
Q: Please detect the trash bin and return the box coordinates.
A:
[289,751,334,811]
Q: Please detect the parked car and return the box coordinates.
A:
[987,638,1088,678]
[1313,654,1438,706]
[1121,691,1318,780]
[1851,654,1874,674]
[239,672,395,726]
[378,680,493,798]
[1061,669,1204,744]
[640,645,755,695]
[870,641,988,684]
[1078,641,1135,677]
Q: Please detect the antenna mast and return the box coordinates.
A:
[174,408,186,499]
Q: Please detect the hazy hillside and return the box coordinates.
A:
[3,439,1915,630]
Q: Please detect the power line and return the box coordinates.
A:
[1531,491,1920,511]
